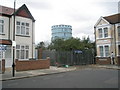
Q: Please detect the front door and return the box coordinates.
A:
[118,45,120,55]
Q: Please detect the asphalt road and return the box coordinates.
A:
[2,68,119,88]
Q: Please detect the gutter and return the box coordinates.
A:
[8,17,10,39]
[32,21,35,59]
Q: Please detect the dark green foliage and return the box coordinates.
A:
[36,41,46,50]
[48,37,95,51]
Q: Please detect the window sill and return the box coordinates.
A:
[17,59,29,61]
[96,37,112,40]
[16,35,30,37]
[0,33,5,35]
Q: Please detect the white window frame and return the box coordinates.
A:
[21,22,25,35]
[98,45,110,57]
[16,21,30,36]
[97,26,110,39]
[0,51,3,59]
[118,26,120,37]
[16,45,29,60]
[104,27,108,38]
[98,28,103,38]
[104,45,109,57]
[0,20,4,34]
[99,46,104,57]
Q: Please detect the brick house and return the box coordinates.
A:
[94,13,120,65]
[0,4,35,68]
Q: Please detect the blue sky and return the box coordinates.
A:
[1,0,119,44]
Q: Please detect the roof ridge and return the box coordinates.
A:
[0,5,14,10]
[103,13,120,18]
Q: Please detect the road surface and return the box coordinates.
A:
[2,68,119,88]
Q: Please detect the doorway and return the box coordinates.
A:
[118,45,120,56]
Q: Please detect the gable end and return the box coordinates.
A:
[94,17,110,27]
[15,4,35,22]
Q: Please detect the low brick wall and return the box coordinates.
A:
[117,56,120,66]
[96,57,111,65]
[0,59,5,73]
[15,57,50,71]
[96,56,120,65]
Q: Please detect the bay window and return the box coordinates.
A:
[16,45,29,59]
[98,27,108,38]
[16,21,30,36]
[99,45,109,57]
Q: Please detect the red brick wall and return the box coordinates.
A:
[38,48,42,59]
[15,57,50,71]
[117,56,120,65]
[96,57,120,65]
[96,57,111,65]
[0,59,5,73]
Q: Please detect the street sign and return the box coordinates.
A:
[74,50,82,54]
[0,45,6,51]
[12,41,16,47]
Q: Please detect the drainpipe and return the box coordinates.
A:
[8,17,10,40]
[32,21,35,59]
[94,26,97,64]
[113,24,117,64]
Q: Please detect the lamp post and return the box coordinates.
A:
[12,0,16,77]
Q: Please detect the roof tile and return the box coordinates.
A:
[103,13,120,24]
[0,5,14,15]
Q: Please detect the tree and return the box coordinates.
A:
[48,38,65,51]
[48,37,95,51]
[36,41,45,49]
[64,37,81,51]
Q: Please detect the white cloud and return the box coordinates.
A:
[0,0,119,44]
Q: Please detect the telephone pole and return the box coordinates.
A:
[12,0,16,77]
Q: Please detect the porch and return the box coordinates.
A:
[0,39,12,73]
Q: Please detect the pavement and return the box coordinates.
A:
[0,66,76,81]
[0,65,120,81]
[91,64,120,70]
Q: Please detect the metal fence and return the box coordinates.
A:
[42,49,95,66]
